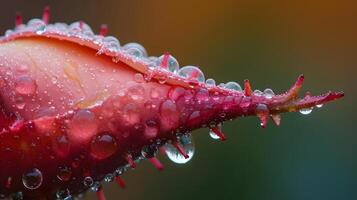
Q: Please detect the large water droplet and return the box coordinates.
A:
[15,76,37,95]
[224,82,242,91]
[165,134,195,164]
[90,133,118,160]
[157,54,179,73]
[27,19,46,35]
[22,168,43,190]
[178,66,205,83]
[299,107,313,115]
[123,43,147,58]
[68,109,98,143]
[263,88,274,99]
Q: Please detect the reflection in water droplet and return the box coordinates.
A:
[209,125,222,140]
[165,134,195,164]
[178,66,205,83]
[22,168,43,190]
[15,76,37,95]
[90,133,118,160]
[299,107,313,115]
[157,54,180,73]
[316,104,323,108]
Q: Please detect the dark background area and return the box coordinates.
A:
[0,0,356,200]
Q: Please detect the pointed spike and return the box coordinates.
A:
[42,6,50,24]
[15,12,23,27]
[115,176,126,189]
[271,114,281,126]
[173,141,189,159]
[99,24,108,36]
[125,154,137,169]
[160,146,167,156]
[244,79,252,96]
[96,188,106,200]
[258,113,268,128]
[148,157,164,171]
[160,52,170,69]
[210,127,226,141]
[79,20,84,29]
[284,74,304,101]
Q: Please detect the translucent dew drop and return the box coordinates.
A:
[209,125,222,140]
[224,82,242,91]
[90,133,118,160]
[165,134,195,164]
[102,36,120,52]
[253,89,263,96]
[104,174,114,182]
[56,189,72,200]
[69,21,94,36]
[83,176,94,187]
[263,88,275,99]
[178,66,205,83]
[123,43,148,58]
[205,78,216,86]
[316,104,323,108]
[157,54,180,73]
[27,19,46,35]
[15,76,37,95]
[22,168,43,190]
[299,107,313,115]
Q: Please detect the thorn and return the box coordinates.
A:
[148,157,164,171]
[244,79,252,96]
[96,188,106,200]
[173,141,189,159]
[285,74,304,101]
[115,176,126,189]
[125,154,137,169]
[99,24,108,36]
[160,52,170,69]
[258,113,268,128]
[271,114,281,126]
[42,6,50,24]
[79,20,84,29]
[160,146,167,156]
[15,12,23,27]
[210,127,226,141]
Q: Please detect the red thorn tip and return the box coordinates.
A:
[210,127,226,141]
[42,6,50,24]
[99,24,108,36]
[149,157,164,171]
[258,114,268,128]
[115,176,126,189]
[15,13,23,27]
[126,155,137,168]
[160,52,170,68]
[244,79,252,96]
[173,142,189,159]
[96,188,106,200]
[271,114,281,126]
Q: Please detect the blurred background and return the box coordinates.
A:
[0,0,355,199]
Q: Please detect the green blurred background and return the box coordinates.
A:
[1,0,355,200]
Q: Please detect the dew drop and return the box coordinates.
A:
[157,54,179,73]
[165,134,195,164]
[133,73,144,83]
[263,88,275,99]
[299,107,313,115]
[56,166,72,182]
[104,174,114,182]
[316,104,323,108]
[15,76,37,95]
[209,125,222,140]
[90,133,118,160]
[56,189,72,200]
[178,66,205,83]
[27,19,46,35]
[224,82,242,91]
[83,176,94,187]
[90,182,101,192]
[102,36,121,52]
[205,78,216,86]
[68,109,98,142]
[22,168,43,190]
[253,89,263,96]
[123,43,147,58]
